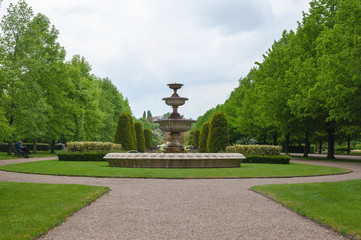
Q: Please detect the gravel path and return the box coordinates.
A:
[1,157,360,240]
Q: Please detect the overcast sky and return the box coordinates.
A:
[1,0,310,119]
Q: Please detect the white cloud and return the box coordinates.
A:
[0,0,310,119]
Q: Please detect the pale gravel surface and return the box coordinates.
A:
[1,156,360,240]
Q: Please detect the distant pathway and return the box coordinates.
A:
[290,152,361,161]
[0,157,360,240]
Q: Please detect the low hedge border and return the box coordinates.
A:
[226,145,282,155]
[58,152,108,161]
[243,155,291,164]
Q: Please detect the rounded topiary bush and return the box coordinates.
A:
[207,112,229,153]
[134,122,145,152]
[144,128,153,149]
[114,112,136,151]
[199,122,210,153]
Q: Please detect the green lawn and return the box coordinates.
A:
[0,151,59,160]
[0,160,350,178]
[0,181,108,240]
[252,179,361,239]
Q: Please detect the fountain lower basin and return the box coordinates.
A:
[104,153,246,168]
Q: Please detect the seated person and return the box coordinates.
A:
[15,140,30,158]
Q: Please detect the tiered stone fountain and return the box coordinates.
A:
[104,83,245,168]
[154,83,195,153]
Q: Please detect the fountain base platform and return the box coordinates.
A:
[104,153,245,168]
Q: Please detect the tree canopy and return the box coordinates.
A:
[192,0,361,158]
[0,1,131,152]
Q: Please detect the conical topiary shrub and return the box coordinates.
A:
[188,130,195,145]
[207,112,229,153]
[134,122,145,152]
[199,121,210,152]
[128,113,137,149]
[193,129,201,147]
[114,112,136,151]
[144,128,153,149]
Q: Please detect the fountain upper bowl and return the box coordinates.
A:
[162,97,188,106]
[154,119,196,132]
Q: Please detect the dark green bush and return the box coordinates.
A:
[58,152,108,161]
[243,155,291,164]
[134,122,145,152]
[199,122,210,153]
[207,112,229,153]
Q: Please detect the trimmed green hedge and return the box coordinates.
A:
[58,152,107,161]
[66,142,122,152]
[243,155,290,164]
[226,145,281,155]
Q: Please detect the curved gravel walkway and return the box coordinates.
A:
[1,157,360,240]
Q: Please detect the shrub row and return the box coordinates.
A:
[288,145,315,154]
[334,147,353,152]
[226,145,282,155]
[0,143,53,152]
[66,142,122,152]
[58,152,107,161]
[243,155,291,164]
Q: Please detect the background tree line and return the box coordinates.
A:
[0,1,131,154]
[191,0,361,159]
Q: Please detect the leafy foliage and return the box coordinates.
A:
[0,1,131,149]
[194,0,361,158]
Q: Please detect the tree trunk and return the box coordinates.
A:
[51,139,55,154]
[263,135,267,144]
[319,140,322,154]
[273,134,277,146]
[7,142,13,156]
[33,138,37,154]
[347,136,351,155]
[327,128,335,159]
[303,133,310,157]
[285,133,290,154]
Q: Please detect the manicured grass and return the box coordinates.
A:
[291,155,361,164]
[252,179,361,239]
[0,151,59,160]
[0,181,108,240]
[0,160,350,178]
